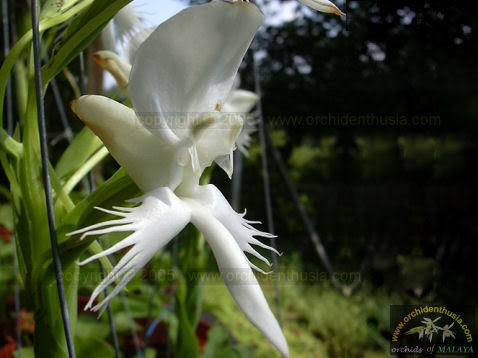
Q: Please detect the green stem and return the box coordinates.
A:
[63,146,109,194]
[0,128,24,157]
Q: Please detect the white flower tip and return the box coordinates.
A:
[93,51,132,89]
[299,0,345,17]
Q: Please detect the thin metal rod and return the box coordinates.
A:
[251,48,282,327]
[50,78,74,143]
[264,126,342,290]
[2,0,13,135]
[78,50,95,191]
[30,1,76,357]
[142,252,163,353]
[231,150,243,211]
[2,2,22,354]
[107,254,143,357]
[99,263,121,358]
[78,51,87,95]
[121,292,143,357]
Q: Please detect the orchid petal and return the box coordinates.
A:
[298,0,345,17]
[129,1,264,134]
[223,90,259,114]
[125,26,154,65]
[223,90,259,156]
[71,95,185,192]
[71,188,190,315]
[194,113,243,176]
[184,184,281,272]
[114,4,143,42]
[186,200,289,357]
[214,151,234,179]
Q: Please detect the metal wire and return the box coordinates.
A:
[99,263,121,358]
[78,51,87,95]
[78,50,96,192]
[264,126,342,290]
[106,253,142,357]
[120,292,143,358]
[251,48,282,327]
[3,2,23,354]
[50,79,74,143]
[30,0,76,356]
[231,150,243,211]
[2,0,13,135]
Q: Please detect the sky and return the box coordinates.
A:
[131,0,306,28]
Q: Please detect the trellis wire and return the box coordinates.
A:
[78,50,96,193]
[120,292,143,357]
[3,1,23,354]
[49,79,74,144]
[142,253,163,354]
[264,126,343,290]
[106,253,143,357]
[30,0,76,356]
[251,48,282,327]
[99,264,121,358]
[231,150,243,211]
[2,0,13,135]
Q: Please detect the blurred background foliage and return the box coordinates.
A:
[1,0,477,357]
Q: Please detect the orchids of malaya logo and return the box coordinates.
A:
[69,1,289,356]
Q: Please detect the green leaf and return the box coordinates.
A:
[33,262,79,358]
[202,325,255,358]
[55,126,103,180]
[175,294,200,358]
[0,128,24,158]
[0,0,95,126]
[75,336,115,358]
[14,347,35,358]
[40,0,80,20]
[174,269,200,358]
[63,146,109,194]
[39,168,139,285]
[42,0,132,84]
[76,315,111,339]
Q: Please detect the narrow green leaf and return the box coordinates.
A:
[42,0,132,84]
[63,146,109,194]
[0,0,95,126]
[55,127,103,179]
[174,269,200,358]
[0,128,24,158]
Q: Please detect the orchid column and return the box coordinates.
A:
[70,2,289,357]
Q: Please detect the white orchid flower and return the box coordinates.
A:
[70,2,288,356]
[441,322,456,342]
[297,0,345,16]
[222,76,259,156]
[94,44,259,157]
[101,4,143,54]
